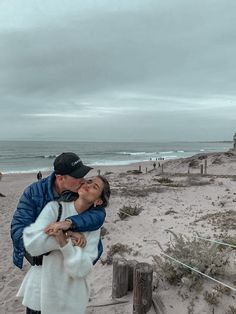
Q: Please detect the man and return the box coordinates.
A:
[11,152,105,269]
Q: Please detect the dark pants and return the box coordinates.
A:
[26,308,41,314]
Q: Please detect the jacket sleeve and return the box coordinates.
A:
[59,230,100,279]
[23,202,60,256]
[10,185,38,253]
[67,206,106,232]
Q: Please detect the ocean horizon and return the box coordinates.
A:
[0,140,233,174]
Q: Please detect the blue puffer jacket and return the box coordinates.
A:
[10,172,106,269]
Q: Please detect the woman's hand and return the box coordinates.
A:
[66,231,87,248]
[44,220,72,234]
[49,229,68,247]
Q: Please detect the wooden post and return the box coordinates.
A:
[204,159,207,175]
[139,165,142,172]
[133,263,153,314]
[145,167,147,174]
[97,169,101,175]
[161,164,164,174]
[128,260,138,291]
[200,164,204,175]
[187,166,190,174]
[112,258,128,299]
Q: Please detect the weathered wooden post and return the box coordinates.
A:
[139,165,142,172]
[161,164,164,174]
[204,159,207,175]
[128,260,138,291]
[200,164,204,175]
[145,167,148,174]
[133,263,153,314]
[112,258,129,298]
[97,169,101,175]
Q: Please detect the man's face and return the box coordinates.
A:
[61,175,85,193]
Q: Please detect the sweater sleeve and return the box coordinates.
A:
[23,202,60,256]
[59,229,100,279]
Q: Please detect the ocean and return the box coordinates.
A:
[0,140,233,174]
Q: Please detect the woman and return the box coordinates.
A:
[17,175,110,314]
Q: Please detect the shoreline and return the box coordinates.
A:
[1,141,233,175]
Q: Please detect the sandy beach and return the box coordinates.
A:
[1,151,236,314]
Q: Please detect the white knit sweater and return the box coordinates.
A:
[17,201,100,314]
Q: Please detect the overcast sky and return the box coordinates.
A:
[0,0,236,142]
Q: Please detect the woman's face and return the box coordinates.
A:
[78,176,104,204]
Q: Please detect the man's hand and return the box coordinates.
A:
[44,220,72,234]
[66,231,87,248]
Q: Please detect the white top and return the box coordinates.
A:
[17,201,100,314]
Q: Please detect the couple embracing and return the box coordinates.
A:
[11,152,111,314]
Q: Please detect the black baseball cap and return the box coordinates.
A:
[54,152,93,178]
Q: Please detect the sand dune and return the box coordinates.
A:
[1,154,236,313]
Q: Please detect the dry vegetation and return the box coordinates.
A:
[153,231,230,289]
[195,211,236,232]
[118,205,143,220]
[151,231,236,311]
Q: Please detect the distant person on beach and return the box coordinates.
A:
[36,171,42,181]
[11,152,106,271]
[17,175,110,314]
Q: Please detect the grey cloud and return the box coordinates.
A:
[0,0,236,140]
[1,0,236,100]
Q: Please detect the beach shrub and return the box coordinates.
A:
[101,243,131,265]
[104,171,113,175]
[152,231,229,289]
[224,152,234,157]
[203,290,219,306]
[195,211,236,232]
[126,169,142,174]
[101,226,109,238]
[156,177,173,184]
[188,159,199,167]
[212,157,222,165]
[225,306,236,314]
[118,205,143,220]
[165,209,178,215]
[186,176,212,187]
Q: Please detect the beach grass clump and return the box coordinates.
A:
[195,211,236,232]
[120,188,149,197]
[118,205,143,220]
[155,177,173,184]
[186,177,212,187]
[152,231,229,289]
[212,157,222,165]
[217,235,236,250]
[203,290,219,306]
[101,226,109,238]
[126,169,142,175]
[188,159,199,168]
[101,243,131,265]
[104,171,113,175]
[113,185,165,197]
[225,306,236,314]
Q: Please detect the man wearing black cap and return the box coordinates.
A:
[11,152,105,270]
